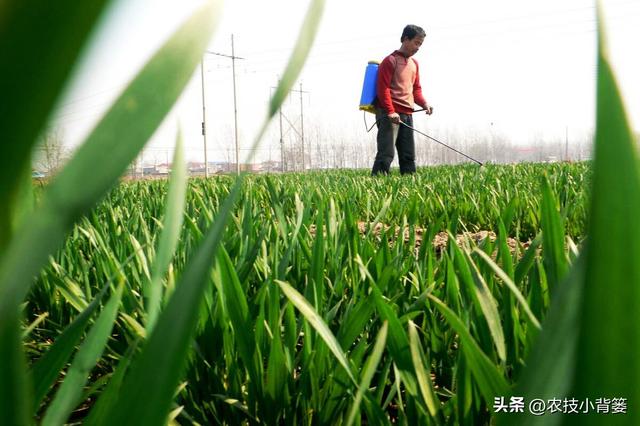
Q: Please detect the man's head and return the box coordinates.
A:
[399,24,426,57]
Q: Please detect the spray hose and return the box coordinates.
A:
[363,110,483,166]
[363,108,427,132]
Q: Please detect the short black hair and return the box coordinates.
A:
[401,25,426,42]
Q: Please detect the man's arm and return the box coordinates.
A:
[413,61,433,115]
[376,56,400,122]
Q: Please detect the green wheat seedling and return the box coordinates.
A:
[3,1,637,425]
[0,0,325,423]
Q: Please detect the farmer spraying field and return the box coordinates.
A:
[370,24,434,175]
[360,25,483,169]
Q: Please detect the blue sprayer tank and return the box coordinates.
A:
[359,60,380,114]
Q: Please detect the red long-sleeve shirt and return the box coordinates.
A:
[376,50,427,115]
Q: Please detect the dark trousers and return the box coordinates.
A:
[371,110,416,175]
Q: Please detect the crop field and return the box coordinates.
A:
[23,162,593,425]
[2,1,639,425]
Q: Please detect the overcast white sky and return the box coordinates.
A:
[51,0,640,165]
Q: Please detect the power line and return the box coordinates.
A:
[52,6,636,115]
[54,83,127,110]
[240,1,637,58]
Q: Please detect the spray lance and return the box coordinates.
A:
[358,60,484,166]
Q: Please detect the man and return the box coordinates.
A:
[371,24,433,176]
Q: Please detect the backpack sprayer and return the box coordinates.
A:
[358,60,483,166]
[359,60,380,113]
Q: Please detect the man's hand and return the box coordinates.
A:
[388,112,400,124]
[424,104,434,115]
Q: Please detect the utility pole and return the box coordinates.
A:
[200,60,209,177]
[271,81,287,172]
[279,105,285,172]
[206,34,245,175]
[565,125,569,161]
[231,35,240,175]
[299,82,306,170]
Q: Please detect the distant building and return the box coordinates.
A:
[188,161,232,175]
[155,163,170,175]
[240,163,261,172]
[260,160,282,172]
[142,166,156,176]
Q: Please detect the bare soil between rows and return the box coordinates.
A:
[310,221,532,254]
